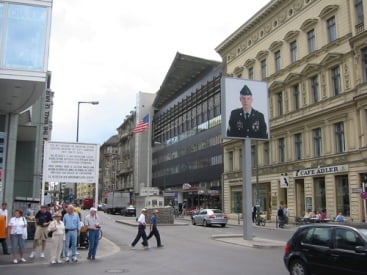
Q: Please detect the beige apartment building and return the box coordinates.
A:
[216,0,367,222]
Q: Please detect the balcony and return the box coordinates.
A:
[0,1,52,113]
[355,23,364,35]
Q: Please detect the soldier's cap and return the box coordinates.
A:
[240,85,252,96]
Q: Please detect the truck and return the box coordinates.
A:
[105,192,130,215]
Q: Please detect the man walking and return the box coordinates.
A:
[29,205,53,259]
[277,205,285,229]
[63,205,81,262]
[130,208,148,249]
[147,209,163,248]
[0,202,10,255]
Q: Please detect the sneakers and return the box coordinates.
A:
[29,251,35,258]
[91,256,95,260]
[57,260,63,264]
[72,256,78,262]
[87,255,91,260]
[143,245,149,249]
[20,258,27,263]
[40,252,45,258]
[157,244,164,248]
[64,257,70,262]
[129,244,135,249]
[51,260,57,264]
[13,259,18,264]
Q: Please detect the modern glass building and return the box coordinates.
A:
[0,0,53,211]
[152,53,223,212]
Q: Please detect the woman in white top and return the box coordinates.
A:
[47,211,65,264]
[8,209,27,264]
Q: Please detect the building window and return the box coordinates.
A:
[327,16,336,42]
[293,84,300,111]
[251,145,256,168]
[335,122,345,153]
[294,133,302,160]
[311,75,319,103]
[263,142,270,165]
[2,4,48,71]
[231,189,242,213]
[331,66,341,95]
[335,176,350,216]
[274,50,281,72]
[228,151,234,171]
[277,92,283,116]
[278,138,285,163]
[248,67,254,80]
[362,47,367,82]
[307,29,316,53]
[290,40,297,63]
[313,128,322,157]
[261,59,267,80]
[355,0,364,25]
[314,177,326,212]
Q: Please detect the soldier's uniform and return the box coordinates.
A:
[227,85,268,139]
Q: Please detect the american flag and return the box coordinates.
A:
[132,114,149,134]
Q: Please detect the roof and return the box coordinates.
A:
[153,52,220,109]
[102,134,119,147]
[215,0,281,54]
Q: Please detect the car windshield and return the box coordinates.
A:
[359,229,367,239]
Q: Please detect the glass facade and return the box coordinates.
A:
[1,3,48,71]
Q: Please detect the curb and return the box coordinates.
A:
[211,235,285,249]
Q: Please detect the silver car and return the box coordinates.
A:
[192,209,228,227]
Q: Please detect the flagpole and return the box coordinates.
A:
[147,112,151,188]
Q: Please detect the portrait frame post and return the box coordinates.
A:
[221,77,269,240]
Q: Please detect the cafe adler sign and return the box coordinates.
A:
[293,165,348,178]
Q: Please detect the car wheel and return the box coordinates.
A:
[289,259,308,275]
[221,224,226,228]
[192,219,196,225]
[203,220,208,227]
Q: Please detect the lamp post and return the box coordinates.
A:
[76,101,99,142]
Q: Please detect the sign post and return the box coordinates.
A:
[242,139,253,240]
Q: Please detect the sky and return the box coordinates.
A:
[49,0,270,145]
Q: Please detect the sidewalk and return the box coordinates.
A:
[0,235,119,266]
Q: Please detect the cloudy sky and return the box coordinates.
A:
[49,0,270,145]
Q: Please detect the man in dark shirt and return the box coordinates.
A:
[227,84,268,139]
[146,209,163,248]
[29,205,53,258]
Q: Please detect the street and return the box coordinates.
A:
[1,212,292,274]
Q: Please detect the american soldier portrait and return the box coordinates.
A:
[227,84,268,139]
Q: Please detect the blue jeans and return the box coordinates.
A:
[88,229,99,257]
[64,230,77,257]
[10,234,24,255]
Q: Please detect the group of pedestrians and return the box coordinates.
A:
[130,208,163,249]
[0,202,101,264]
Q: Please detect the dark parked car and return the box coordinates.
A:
[284,223,367,275]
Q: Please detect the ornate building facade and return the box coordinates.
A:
[216,0,367,222]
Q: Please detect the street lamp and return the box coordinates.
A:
[76,101,99,142]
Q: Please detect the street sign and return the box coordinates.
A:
[352,188,363,193]
[360,192,367,200]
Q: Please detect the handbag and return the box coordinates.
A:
[80,225,88,233]
[22,217,28,240]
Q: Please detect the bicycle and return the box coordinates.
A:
[255,214,266,226]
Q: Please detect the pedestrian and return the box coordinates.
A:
[252,205,257,223]
[130,208,148,249]
[63,205,81,262]
[147,209,163,248]
[335,212,345,222]
[84,207,101,260]
[283,204,289,225]
[0,202,10,255]
[277,205,285,229]
[8,209,27,264]
[48,212,65,264]
[25,203,32,217]
[29,205,53,259]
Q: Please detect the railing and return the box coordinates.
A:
[355,23,364,34]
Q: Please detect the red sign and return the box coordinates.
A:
[360,192,367,200]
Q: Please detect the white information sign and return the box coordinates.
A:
[43,141,100,183]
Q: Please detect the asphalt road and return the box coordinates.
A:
[1,212,292,275]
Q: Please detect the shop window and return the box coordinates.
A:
[307,29,316,53]
[334,122,345,153]
[314,177,326,212]
[335,176,350,216]
[327,16,336,42]
[231,189,242,213]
